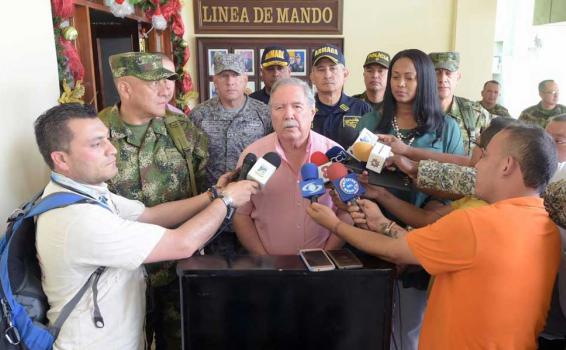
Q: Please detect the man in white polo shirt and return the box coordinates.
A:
[33,103,258,349]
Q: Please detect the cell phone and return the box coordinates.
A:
[299,249,335,272]
[326,249,363,270]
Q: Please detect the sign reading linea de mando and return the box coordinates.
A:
[194,0,343,34]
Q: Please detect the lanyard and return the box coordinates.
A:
[50,172,112,212]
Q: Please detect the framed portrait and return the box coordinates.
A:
[288,49,307,76]
[245,81,256,95]
[209,81,218,99]
[234,49,255,75]
[208,49,228,75]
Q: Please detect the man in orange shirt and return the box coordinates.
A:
[307,124,560,349]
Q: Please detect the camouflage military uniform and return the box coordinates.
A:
[352,91,383,112]
[447,96,492,155]
[98,105,208,350]
[519,103,566,128]
[544,179,566,228]
[417,159,476,196]
[189,95,271,188]
[479,102,511,118]
[99,105,208,207]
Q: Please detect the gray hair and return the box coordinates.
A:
[539,79,555,93]
[269,77,315,108]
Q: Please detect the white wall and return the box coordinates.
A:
[182,0,497,102]
[0,1,60,229]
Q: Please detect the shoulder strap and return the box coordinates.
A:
[29,192,110,336]
[163,115,198,197]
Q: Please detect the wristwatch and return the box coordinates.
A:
[218,192,235,220]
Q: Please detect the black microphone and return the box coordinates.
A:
[246,152,282,188]
[238,153,258,181]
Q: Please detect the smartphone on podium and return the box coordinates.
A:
[299,249,335,272]
[326,249,363,269]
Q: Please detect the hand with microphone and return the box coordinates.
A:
[246,152,282,188]
[299,163,326,203]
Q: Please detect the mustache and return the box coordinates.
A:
[283,120,299,128]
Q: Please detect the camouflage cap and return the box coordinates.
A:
[109,52,177,81]
[429,51,460,72]
[214,53,245,75]
[363,50,390,68]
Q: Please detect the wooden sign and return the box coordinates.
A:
[193,0,343,34]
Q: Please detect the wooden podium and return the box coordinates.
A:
[177,254,394,350]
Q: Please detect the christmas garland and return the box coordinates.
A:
[51,0,196,113]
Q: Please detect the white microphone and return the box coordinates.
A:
[246,152,281,188]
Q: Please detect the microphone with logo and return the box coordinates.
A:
[246,152,282,188]
[310,151,331,182]
[325,146,351,164]
[300,163,327,203]
[326,163,366,205]
[236,153,258,181]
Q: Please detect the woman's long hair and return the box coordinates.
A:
[377,49,445,139]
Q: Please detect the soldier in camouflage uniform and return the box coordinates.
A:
[430,52,492,155]
[519,80,566,128]
[190,53,271,255]
[99,52,208,349]
[479,80,511,117]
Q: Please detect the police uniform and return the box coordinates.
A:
[312,93,372,149]
[249,86,270,105]
[352,91,383,111]
[352,50,390,112]
[249,46,291,106]
[101,52,208,349]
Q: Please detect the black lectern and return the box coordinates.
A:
[177,254,394,350]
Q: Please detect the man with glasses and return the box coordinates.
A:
[520,80,566,128]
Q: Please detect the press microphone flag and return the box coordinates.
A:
[246,152,282,188]
[325,146,350,163]
[300,163,326,203]
[332,173,366,204]
[310,151,331,183]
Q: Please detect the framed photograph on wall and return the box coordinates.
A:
[245,81,256,95]
[208,49,228,75]
[234,49,255,75]
[209,81,218,98]
[288,49,307,76]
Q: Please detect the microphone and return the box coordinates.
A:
[238,153,258,181]
[325,146,350,163]
[351,142,373,162]
[300,163,326,203]
[246,152,281,188]
[327,163,365,204]
[310,151,331,182]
